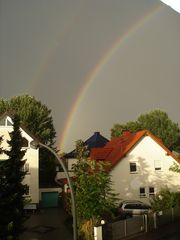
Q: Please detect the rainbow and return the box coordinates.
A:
[59,3,163,151]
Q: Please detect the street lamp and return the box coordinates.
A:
[30,140,77,240]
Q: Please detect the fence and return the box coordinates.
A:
[94,206,180,240]
[148,206,180,229]
[94,215,146,240]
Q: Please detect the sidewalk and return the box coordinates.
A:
[20,207,73,240]
[127,220,180,240]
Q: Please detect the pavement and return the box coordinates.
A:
[127,220,180,240]
[20,207,73,240]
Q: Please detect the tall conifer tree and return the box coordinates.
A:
[0,95,57,187]
[0,114,28,239]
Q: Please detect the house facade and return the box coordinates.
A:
[0,113,39,207]
[90,130,180,203]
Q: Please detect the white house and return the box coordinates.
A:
[0,113,39,208]
[90,130,180,203]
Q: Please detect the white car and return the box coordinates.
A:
[118,200,151,216]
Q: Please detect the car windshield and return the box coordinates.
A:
[122,202,150,209]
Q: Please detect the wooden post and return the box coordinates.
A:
[144,214,148,232]
[172,207,174,222]
[153,212,157,229]
[124,219,127,237]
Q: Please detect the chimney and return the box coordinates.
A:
[122,130,131,137]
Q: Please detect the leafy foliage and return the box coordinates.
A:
[111,109,180,149]
[0,114,28,239]
[74,140,89,161]
[0,95,56,145]
[149,188,180,212]
[72,140,118,239]
[111,121,141,137]
[73,159,117,220]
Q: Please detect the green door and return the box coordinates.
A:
[41,192,59,208]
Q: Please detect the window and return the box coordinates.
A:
[154,160,161,171]
[124,204,136,209]
[130,162,137,173]
[139,187,146,197]
[149,187,155,197]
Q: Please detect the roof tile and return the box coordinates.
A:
[90,130,180,168]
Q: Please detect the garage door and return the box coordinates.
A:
[41,192,59,208]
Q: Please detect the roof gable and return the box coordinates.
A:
[0,112,37,141]
[90,130,180,168]
[85,132,109,149]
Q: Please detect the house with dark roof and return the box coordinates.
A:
[90,130,180,203]
[65,131,109,158]
[55,132,109,187]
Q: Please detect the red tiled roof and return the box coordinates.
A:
[90,148,112,160]
[90,130,180,168]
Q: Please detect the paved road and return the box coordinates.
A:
[20,208,73,240]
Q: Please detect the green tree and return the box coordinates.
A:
[74,139,89,161]
[0,95,57,187]
[0,95,56,145]
[111,109,180,149]
[0,114,28,240]
[111,121,141,138]
[73,140,118,240]
[149,188,180,212]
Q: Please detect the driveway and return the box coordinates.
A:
[20,208,73,240]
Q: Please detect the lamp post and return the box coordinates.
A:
[30,141,77,240]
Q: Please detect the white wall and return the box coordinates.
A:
[0,123,39,204]
[111,136,180,203]
[55,158,77,181]
[24,146,39,204]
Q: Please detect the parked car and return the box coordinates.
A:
[118,200,151,216]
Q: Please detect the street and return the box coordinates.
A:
[20,208,73,240]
